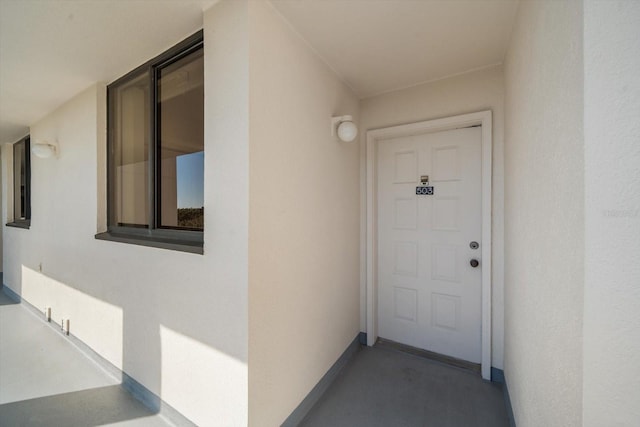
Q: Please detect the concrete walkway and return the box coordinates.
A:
[0,288,172,427]
[1,285,509,426]
[300,344,509,427]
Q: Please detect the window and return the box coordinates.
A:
[7,136,31,229]
[99,31,204,253]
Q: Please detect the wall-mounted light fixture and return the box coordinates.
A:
[31,140,58,159]
[331,115,358,142]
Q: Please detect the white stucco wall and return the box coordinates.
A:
[359,65,506,369]
[1,2,250,424]
[247,1,361,425]
[503,1,584,426]
[583,1,640,425]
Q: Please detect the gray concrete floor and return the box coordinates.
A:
[0,289,172,427]
[300,344,509,427]
[1,286,508,427]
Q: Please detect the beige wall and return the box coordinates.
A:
[1,1,251,424]
[583,1,640,425]
[247,1,361,425]
[359,65,506,369]
[503,1,584,426]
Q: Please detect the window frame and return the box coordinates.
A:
[7,136,31,229]
[97,30,204,254]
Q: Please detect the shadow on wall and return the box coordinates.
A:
[0,288,160,425]
[3,264,245,424]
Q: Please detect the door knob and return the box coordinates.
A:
[470,259,480,268]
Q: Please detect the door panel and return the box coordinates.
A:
[377,126,482,363]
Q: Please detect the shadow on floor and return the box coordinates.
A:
[0,286,18,306]
[0,286,173,427]
[300,345,508,427]
[0,385,158,427]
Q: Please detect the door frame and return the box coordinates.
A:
[365,110,492,380]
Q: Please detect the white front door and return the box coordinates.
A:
[377,126,482,363]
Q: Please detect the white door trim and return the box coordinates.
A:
[366,110,493,380]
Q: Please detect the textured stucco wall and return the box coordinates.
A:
[360,65,506,369]
[503,1,584,426]
[248,1,361,425]
[583,1,640,425]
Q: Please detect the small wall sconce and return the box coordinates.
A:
[32,140,58,159]
[331,115,358,142]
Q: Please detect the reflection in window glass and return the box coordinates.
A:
[13,138,30,221]
[157,48,204,230]
[110,72,150,228]
[106,32,204,249]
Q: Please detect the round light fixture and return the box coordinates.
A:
[337,120,358,142]
[331,115,358,142]
[32,142,57,158]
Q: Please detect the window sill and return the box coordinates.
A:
[6,221,30,229]
[95,231,203,255]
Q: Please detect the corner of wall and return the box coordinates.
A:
[247,1,360,424]
[583,1,640,425]
[503,1,584,425]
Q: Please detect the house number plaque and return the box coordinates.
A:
[416,174,434,195]
[416,186,434,195]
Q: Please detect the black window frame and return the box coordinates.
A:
[7,136,31,229]
[96,31,204,254]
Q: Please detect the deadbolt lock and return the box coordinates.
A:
[470,241,479,250]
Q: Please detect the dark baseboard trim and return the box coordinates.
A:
[122,373,161,414]
[358,331,367,345]
[491,367,505,383]
[281,334,362,427]
[503,378,516,427]
[1,285,196,427]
